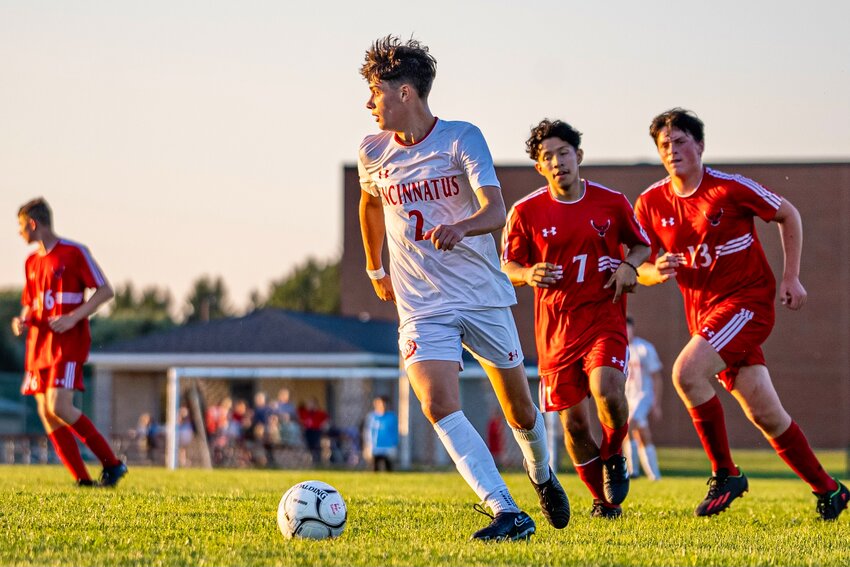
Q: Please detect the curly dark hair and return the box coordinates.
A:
[360,35,437,98]
[649,108,705,144]
[18,197,52,226]
[525,119,582,161]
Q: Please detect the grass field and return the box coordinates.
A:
[1,448,848,566]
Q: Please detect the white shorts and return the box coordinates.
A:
[627,393,653,428]
[398,307,524,370]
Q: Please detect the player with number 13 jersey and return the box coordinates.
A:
[634,165,780,341]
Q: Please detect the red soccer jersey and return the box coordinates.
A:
[502,180,650,371]
[634,167,780,333]
[21,239,107,370]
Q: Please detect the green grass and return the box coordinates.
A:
[1,448,848,566]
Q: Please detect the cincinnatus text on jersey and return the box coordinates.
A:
[379,175,460,206]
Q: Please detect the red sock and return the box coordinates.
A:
[599,422,629,461]
[769,421,837,494]
[70,414,120,467]
[575,457,605,501]
[687,396,738,475]
[48,426,91,482]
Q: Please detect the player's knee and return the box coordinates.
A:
[749,405,790,436]
[421,399,458,424]
[565,417,591,440]
[505,405,536,430]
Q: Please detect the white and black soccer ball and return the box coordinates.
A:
[277,480,347,540]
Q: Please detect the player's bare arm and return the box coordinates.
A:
[773,198,807,310]
[358,190,395,302]
[48,283,114,334]
[502,260,563,288]
[423,185,506,251]
[638,251,683,286]
[605,243,651,302]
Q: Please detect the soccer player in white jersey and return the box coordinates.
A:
[624,316,663,481]
[357,36,570,540]
[635,108,848,520]
[502,119,650,519]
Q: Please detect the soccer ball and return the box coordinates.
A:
[277,480,347,540]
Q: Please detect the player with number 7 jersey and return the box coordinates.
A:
[502,119,650,518]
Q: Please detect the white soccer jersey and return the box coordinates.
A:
[358,118,517,324]
[625,336,662,405]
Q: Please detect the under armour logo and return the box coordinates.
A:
[611,356,625,368]
[377,169,390,179]
[507,350,519,362]
[661,217,675,227]
[591,219,611,238]
[541,226,557,238]
[702,327,715,338]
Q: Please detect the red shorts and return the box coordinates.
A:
[538,330,628,412]
[21,362,85,395]
[695,303,773,391]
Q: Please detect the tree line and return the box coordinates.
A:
[0,257,340,372]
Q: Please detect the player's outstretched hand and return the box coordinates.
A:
[779,276,807,310]
[524,263,563,288]
[423,224,464,251]
[371,274,396,303]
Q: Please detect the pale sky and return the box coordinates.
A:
[2,1,848,315]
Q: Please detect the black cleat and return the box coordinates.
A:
[524,462,571,529]
[76,479,97,487]
[694,468,748,517]
[470,504,536,542]
[590,499,622,519]
[99,462,128,487]
[815,479,850,521]
[602,454,630,505]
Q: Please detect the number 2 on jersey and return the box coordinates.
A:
[408,209,426,241]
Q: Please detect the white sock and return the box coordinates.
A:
[639,444,661,480]
[434,411,519,514]
[511,409,551,484]
[625,439,640,476]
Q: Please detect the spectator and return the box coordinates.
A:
[298,397,328,465]
[278,413,303,449]
[272,387,298,423]
[367,396,399,472]
[205,397,232,438]
[251,391,272,428]
[134,412,160,463]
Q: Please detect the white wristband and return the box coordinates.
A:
[366,267,386,280]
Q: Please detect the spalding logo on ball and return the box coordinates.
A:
[278,480,347,540]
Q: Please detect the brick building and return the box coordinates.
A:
[340,161,850,450]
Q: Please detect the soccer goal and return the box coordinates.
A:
[165,363,556,471]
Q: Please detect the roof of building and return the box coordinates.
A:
[93,309,399,355]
